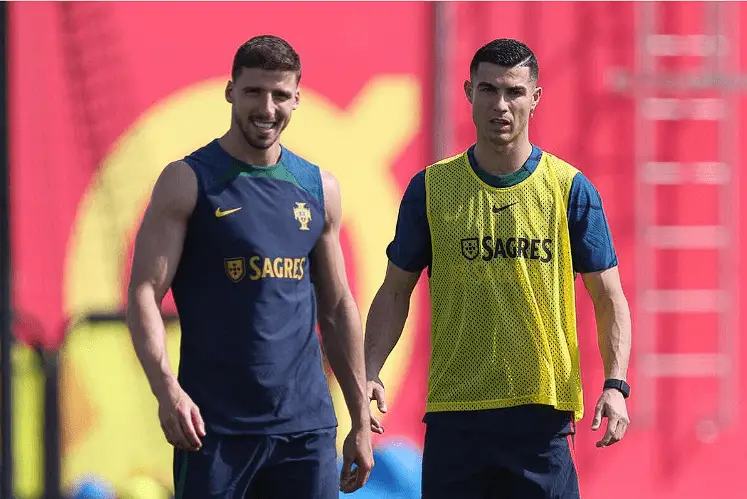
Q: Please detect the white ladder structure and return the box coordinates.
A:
[609,2,743,440]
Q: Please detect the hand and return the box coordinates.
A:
[367,378,388,434]
[591,388,630,447]
[339,426,374,493]
[157,382,206,451]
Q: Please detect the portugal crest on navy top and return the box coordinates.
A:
[294,202,312,231]
[225,257,246,282]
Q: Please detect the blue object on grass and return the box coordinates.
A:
[339,439,422,498]
[69,476,116,499]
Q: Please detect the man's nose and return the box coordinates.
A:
[258,92,274,116]
[493,94,509,112]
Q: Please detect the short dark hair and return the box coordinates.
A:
[231,35,302,82]
[470,38,538,82]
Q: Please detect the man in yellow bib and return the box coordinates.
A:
[364,38,632,498]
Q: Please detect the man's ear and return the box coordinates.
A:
[464,79,473,103]
[225,80,233,104]
[531,85,542,113]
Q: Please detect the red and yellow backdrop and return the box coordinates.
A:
[8,2,747,498]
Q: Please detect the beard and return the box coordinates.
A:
[485,119,527,146]
[233,109,290,151]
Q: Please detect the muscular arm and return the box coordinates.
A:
[364,262,420,382]
[366,170,428,380]
[568,172,631,445]
[310,171,369,430]
[567,172,630,379]
[126,161,197,402]
[582,267,632,381]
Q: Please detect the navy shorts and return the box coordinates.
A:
[422,406,580,499]
[173,427,338,499]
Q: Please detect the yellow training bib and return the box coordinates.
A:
[424,149,584,421]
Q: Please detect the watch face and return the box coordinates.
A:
[605,379,630,397]
[618,382,630,397]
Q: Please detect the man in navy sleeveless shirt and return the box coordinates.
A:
[126,35,373,498]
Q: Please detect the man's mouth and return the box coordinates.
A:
[490,118,510,126]
[251,120,275,130]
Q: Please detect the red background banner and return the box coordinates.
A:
[9,2,747,498]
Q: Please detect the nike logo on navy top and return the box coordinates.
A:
[492,202,517,213]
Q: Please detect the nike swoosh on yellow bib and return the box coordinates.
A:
[215,206,242,218]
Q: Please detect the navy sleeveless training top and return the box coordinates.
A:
[171,139,337,435]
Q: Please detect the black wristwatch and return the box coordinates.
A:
[603,378,631,399]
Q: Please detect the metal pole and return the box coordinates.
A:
[635,0,657,430]
[715,1,740,432]
[433,1,452,162]
[0,0,14,497]
[41,346,60,499]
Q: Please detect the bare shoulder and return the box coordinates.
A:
[319,169,342,227]
[320,169,341,200]
[149,160,198,218]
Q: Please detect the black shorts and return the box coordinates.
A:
[421,406,580,499]
[173,427,338,499]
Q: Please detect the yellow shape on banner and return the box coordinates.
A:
[10,344,45,498]
[62,76,422,494]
